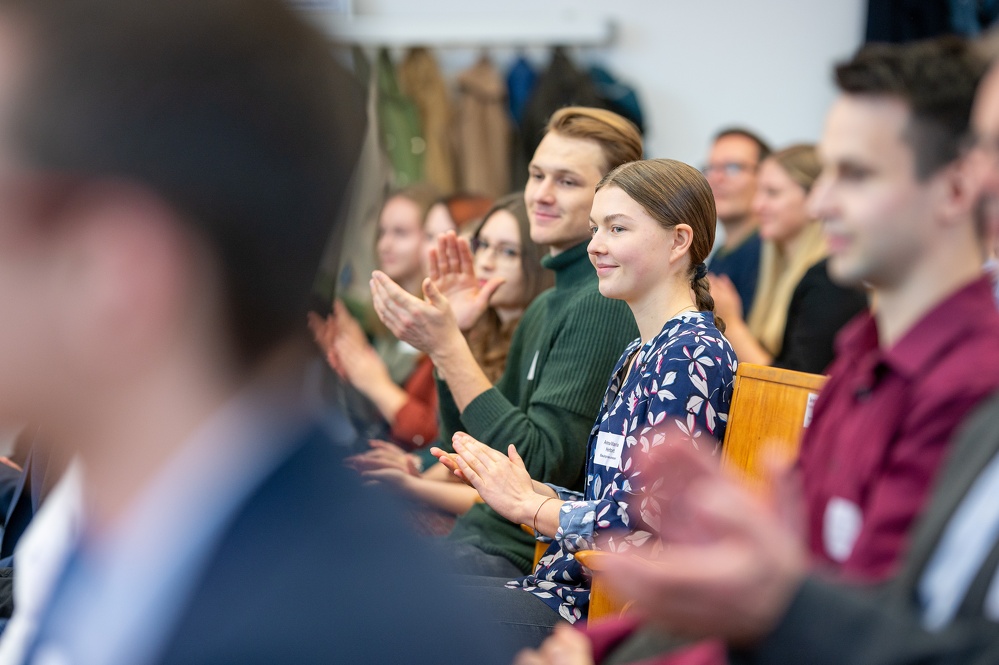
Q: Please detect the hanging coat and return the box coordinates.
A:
[319,47,391,308]
[518,47,603,168]
[452,56,511,199]
[376,48,424,187]
[506,55,538,128]
[589,65,645,136]
[398,47,456,194]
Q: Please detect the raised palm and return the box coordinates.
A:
[428,231,503,331]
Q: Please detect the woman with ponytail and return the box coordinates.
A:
[710,144,868,373]
[434,159,736,642]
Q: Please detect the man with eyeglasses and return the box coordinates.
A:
[702,128,771,316]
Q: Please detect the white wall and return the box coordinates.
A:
[351,0,867,166]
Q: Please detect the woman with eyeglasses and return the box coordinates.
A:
[709,144,868,374]
[465,193,554,384]
[345,193,553,527]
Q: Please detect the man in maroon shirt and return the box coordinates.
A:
[797,36,999,582]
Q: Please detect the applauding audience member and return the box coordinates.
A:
[466,194,554,384]
[710,144,868,374]
[346,194,552,532]
[310,185,444,450]
[795,36,999,582]
[369,108,642,576]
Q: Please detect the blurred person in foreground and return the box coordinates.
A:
[0,0,514,663]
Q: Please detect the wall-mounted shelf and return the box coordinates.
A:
[304,13,615,47]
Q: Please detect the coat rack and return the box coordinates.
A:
[303,12,616,47]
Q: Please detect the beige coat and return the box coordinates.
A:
[452,56,511,199]
[398,47,456,194]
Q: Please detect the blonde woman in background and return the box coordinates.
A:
[710,144,867,374]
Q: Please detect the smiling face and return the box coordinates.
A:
[587,185,688,305]
[376,195,425,285]
[808,94,941,290]
[473,209,527,311]
[524,131,606,254]
[753,159,811,247]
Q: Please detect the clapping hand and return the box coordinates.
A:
[514,624,595,665]
[600,445,807,645]
[307,300,372,379]
[438,432,538,525]
[346,439,421,476]
[370,270,463,358]
[428,231,504,331]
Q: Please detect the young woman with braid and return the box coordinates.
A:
[435,159,736,646]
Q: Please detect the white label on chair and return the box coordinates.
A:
[803,392,818,428]
[824,497,863,562]
[594,431,625,469]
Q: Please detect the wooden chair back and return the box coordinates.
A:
[720,363,826,490]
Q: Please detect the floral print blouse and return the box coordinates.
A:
[505,311,736,622]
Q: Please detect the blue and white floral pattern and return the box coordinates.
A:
[506,311,736,623]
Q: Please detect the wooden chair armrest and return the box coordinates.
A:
[574,550,630,622]
[574,549,612,571]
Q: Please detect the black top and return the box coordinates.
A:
[772,258,868,375]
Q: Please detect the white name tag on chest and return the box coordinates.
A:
[594,432,625,469]
[824,496,863,562]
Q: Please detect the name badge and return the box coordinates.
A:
[593,431,625,470]
[527,350,540,381]
[823,496,863,562]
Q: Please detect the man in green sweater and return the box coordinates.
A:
[371,107,642,575]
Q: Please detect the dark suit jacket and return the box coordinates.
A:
[741,392,999,665]
[154,424,515,665]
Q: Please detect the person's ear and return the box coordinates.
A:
[937,158,978,227]
[670,223,694,264]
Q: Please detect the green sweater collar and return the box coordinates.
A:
[541,242,595,290]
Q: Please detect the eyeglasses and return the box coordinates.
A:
[700,162,757,177]
[471,237,521,263]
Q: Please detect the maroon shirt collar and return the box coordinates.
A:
[835,276,996,381]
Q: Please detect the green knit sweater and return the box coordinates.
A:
[439,241,638,573]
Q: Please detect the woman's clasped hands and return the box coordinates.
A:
[432,432,549,527]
